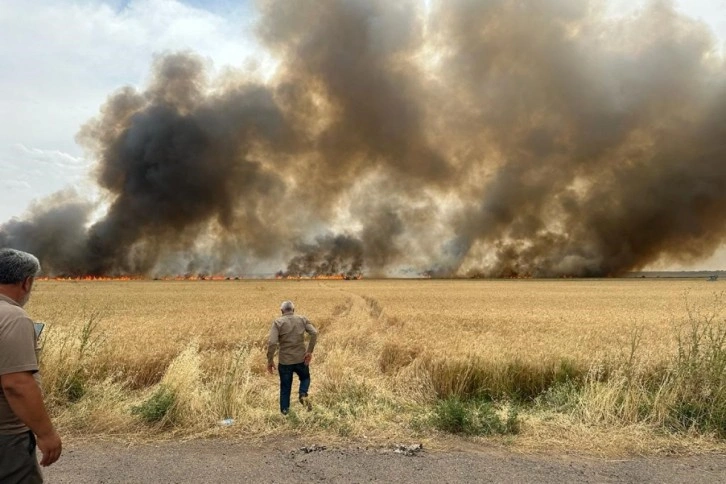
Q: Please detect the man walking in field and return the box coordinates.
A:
[267,300,318,414]
[0,248,62,483]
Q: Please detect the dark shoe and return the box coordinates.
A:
[281,408,289,415]
[299,393,312,410]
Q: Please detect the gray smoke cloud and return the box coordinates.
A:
[280,234,363,278]
[2,0,725,277]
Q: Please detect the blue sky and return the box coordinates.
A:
[1,0,726,269]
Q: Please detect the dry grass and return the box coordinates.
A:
[26,278,726,454]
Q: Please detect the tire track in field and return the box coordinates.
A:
[317,281,387,324]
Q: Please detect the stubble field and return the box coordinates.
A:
[26,278,726,455]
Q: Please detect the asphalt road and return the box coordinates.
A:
[42,438,726,483]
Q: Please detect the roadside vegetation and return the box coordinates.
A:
[28,280,726,454]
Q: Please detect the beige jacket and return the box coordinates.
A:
[267,313,318,365]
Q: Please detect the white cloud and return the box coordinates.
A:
[608,0,726,45]
[1,180,32,191]
[14,144,88,169]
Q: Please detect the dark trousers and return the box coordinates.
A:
[0,431,43,484]
[278,362,311,414]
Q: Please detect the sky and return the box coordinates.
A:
[1,0,726,271]
[1,0,261,221]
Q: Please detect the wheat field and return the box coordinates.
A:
[26,278,726,454]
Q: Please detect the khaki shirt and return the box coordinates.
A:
[267,313,318,365]
[0,294,39,435]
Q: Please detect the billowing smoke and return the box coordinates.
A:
[280,234,363,278]
[2,0,726,277]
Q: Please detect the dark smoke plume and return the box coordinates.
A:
[280,234,363,278]
[2,0,726,277]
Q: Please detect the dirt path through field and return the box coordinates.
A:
[318,281,388,324]
[44,438,726,483]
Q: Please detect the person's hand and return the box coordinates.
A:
[303,352,312,366]
[267,362,276,374]
[36,429,62,467]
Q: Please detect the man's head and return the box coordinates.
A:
[0,248,41,307]
[280,300,295,315]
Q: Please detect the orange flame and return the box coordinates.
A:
[274,273,361,280]
[37,275,141,281]
[37,274,242,282]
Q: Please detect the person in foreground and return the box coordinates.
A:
[267,300,318,414]
[0,248,62,483]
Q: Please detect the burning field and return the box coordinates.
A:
[2,0,726,279]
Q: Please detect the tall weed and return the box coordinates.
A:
[39,313,105,405]
[576,293,726,435]
[419,355,585,401]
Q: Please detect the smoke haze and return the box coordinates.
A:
[2,0,726,277]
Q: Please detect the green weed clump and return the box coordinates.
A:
[535,379,581,413]
[433,397,519,436]
[132,385,177,424]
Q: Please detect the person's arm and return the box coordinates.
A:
[267,321,279,373]
[1,372,62,466]
[303,318,318,365]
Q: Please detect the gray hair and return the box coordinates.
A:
[0,248,41,284]
[280,300,295,313]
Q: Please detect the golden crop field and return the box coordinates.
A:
[26,279,726,454]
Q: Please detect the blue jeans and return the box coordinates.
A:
[278,362,310,414]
